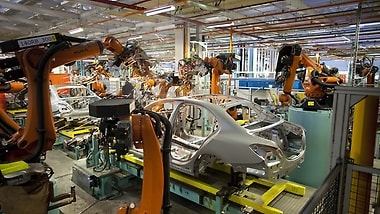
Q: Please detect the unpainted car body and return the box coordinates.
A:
[142,94,306,180]
[50,84,101,121]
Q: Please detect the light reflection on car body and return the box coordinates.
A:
[142,94,306,180]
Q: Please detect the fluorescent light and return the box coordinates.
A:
[342,36,351,42]
[144,5,175,16]
[127,35,142,41]
[68,27,84,34]
[204,16,226,22]
[348,22,380,28]
[309,41,348,45]
[207,22,234,29]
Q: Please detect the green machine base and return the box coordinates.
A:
[287,106,332,188]
[72,159,133,200]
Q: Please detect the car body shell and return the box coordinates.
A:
[142,94,306,180]
[50,84,101,121]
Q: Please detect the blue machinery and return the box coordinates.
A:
[236,78,303,90]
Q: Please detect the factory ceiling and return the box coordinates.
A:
[0,0,379,61]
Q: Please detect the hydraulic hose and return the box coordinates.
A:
[156,113,172,214]
[310,70,341,88]
[311,77,340,88]
[26,42,68,163]
[284,91,300,104]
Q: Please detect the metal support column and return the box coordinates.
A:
[248,48,253,73]
[349,2,362,85]
[175,23,190,73]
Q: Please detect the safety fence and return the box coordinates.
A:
[300,164,341,214]
[342,163,380,214]
[301,162,380,214]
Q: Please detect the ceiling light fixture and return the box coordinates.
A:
[342,36,351,42]
[207,22,234,29]
[348,22,380,28]
[144,5,175,16]
[68,27,84,34]
[127,35,142,41]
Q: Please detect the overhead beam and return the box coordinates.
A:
[194,0,361,26]
[90,0,145,11]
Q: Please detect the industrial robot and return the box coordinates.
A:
[275,44,343,110]
[354,55,379,85]
[0,33,170,214]
[204,53,237,95]
[87,98,172,214]
[147,53,237,105]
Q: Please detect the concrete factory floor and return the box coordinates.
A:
[45,149,212,214]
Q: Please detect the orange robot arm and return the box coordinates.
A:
[275,44,303,106]
[117,114,164,214]
[0,80,25,138]
[0,81,25,93]
[208,57,224,94]
[0,35,135,162]
[355,56,379,85]
[300,54,342,99]
[204,54,235,95]
[275,44,343,106]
